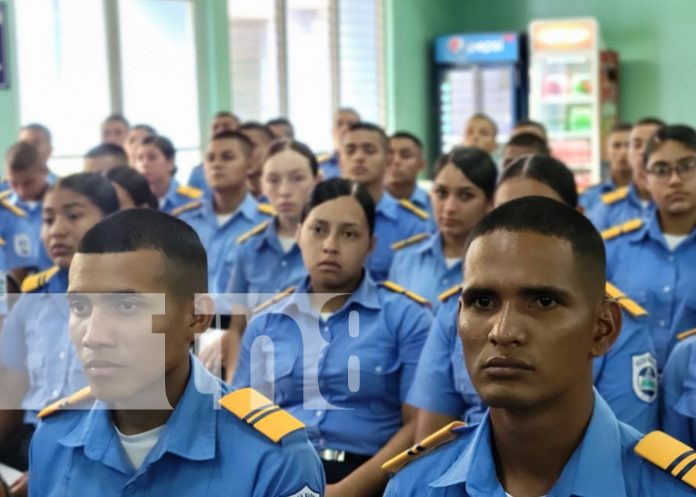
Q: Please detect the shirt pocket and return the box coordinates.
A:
[27,351,47,395]
[348,356,401,412]
[249,335,299,405]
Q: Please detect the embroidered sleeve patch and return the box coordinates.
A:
[632,352,657,403]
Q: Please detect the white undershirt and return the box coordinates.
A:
[216,213,235,226]
[115,424,165,470]
[278,235,295,253]
[24,200,39,210]
[664,233,688,251]
[444,257,460,269]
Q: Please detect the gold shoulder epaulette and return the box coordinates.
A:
[381,281,430,307]
[237,221,271,245]
[257,203,276,216]
[315,152,331,163]
[439,284,462,303]
[252,286,296,315]
[171,200,202,217]
[635,431,696,489]
[601,218,643,241]
[677,328,696,341]
[0,189,11,200]
[176,184,203,199]
[605,282,648,317]
[601,186,629,205]
[38,386,93,419]
[220,387,304,443]
[383,421,466,473]
[398,199,429,220]
[391,232,429,251]
[0,199,28,218]
[0,236,5,247]
[21,266,60,293]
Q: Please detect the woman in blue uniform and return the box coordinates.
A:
[388,147,496,309]
[0,173,119,470]
[408,155,658,441]
[232,178,431,496]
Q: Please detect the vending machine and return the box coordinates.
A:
[528,18,620,188]
[434,32,528,155]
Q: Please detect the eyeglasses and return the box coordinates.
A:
[645,157,696,181]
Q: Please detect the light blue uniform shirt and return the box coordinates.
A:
[587,183,655,231]
[0,192,53,270]
[319,153,340,180]
[606,210,696,369]
[187,163,212,196]
[407,290,659,433]
[227,218,307,309]
[660,336,696,447]
[28,355,325,497]
[159,179,202,215]
[580,179,617,212]
[385,391,694,497]
[388,232,461,311]
[0,268,87,425]
[368,191,433,282]
[232,273,431,456]
[178,193,270,294]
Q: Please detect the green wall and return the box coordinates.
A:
[0,0,20,161]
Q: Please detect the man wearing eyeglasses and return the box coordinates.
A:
[603,124,696,371]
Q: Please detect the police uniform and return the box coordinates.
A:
[406,283,659,433]
[605,210,696,369]
[368,191,434,282]
[0,192,53,271]
[176,193,273,294]
[660,330,696,447]
[187,163,212,196]
[318,153,340,180]
[227,218,307,309]
[388,232,460,312]
[159,179,204,215]
[580,179,618,212]
[383,392,696,496]
[232,274,431,480]
[587,183,655,231]
[29,355,325,497]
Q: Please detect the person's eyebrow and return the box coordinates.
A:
[519,286,572,302]
[67,289,139,295]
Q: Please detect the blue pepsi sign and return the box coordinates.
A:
[435,32,520,65]
[0,2,8,89]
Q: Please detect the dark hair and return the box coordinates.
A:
[466,196,606,296]
[212,130,254,158]
[103,113,130,128]
[85,143,128,162]
[391,131,423,150]
[5,141,44,172]
[131,124,157,136]
[434,147,497,200]
[239,122,274,143]
[78,209,208,296]
[337,107,361,120]
[346,122,389,151]
[21,123,52,144]
[104,166,159,209]
[644,124,696,165]
[301,178,375,236]
[635,117,666,128]
[499,155,578,208]
[468,113,498,135]
[141,135,176,162]
[54,173,120,216]
[266,139,318,176]
[215,111,240,123]
[266,117,295,138]
[610,122,633,134]
[505,132,551,156]
[514,119,547,138]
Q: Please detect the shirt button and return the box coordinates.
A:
[281,260,287,267]
[52,389,59,398]
[660,320,667,327]
[663,286,671,293]
[667,255,674,262]
[315,410,323,417]
[323,327,329,333]
[58,352,66,360]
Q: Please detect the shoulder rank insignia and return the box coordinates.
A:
[252,286,296,315]
[171,200,202,217]
[635,431,696,489]
[237,221,271,244]
[601,186,629,205]
[605,282,648,317]
[601,218,643,241]
[398,199,429,220]
[383,421,466,473]
[315,152,331,163]
[677,328,696,341]
[0,236,5,247]
[0,189,12,201]
[220,387,304,443]
[21,266,60,293]
[176,184,203,199]
[0,199,28,218]
[381,281,430,307]
[438,284,462,303]
[391,232,429,251]
[38,386,93,419]
[257,203,276,216]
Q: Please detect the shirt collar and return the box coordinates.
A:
[376,190,399,221]
[201,192,259,224]
[166,178,180,200]
[59,354,219,472]
[430,391,627,497]
[284,272,381,316]
[410,186,430,210]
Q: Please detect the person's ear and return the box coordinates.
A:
[189,294,215,337]
[589,297,622,358]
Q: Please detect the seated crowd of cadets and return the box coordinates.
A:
[0,107,695,496]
